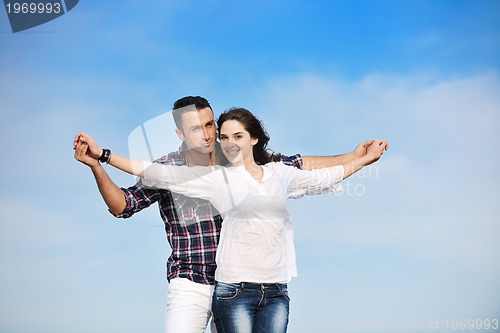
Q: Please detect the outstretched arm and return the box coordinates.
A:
[74,132,126,215]
[341,139,388,179]
[75,132,148,177]
[301,140,378,170]
[286,139,389,198]
[74,132,143,215]
[75,132,220,201]
[286,140,388,198]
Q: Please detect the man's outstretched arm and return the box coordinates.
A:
[73,132,127,215]
[301,140,383,170]
[341,139,388,179]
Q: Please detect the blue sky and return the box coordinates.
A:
[1,1,499,332]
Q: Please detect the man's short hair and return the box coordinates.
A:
[172,96,213,131]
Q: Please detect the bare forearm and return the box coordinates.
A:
[107,153,148,177]
[90,163,126,215]
[341,155,371,179]
[74,132,148,215]
[341,146,385,179]
[302,152,356,170]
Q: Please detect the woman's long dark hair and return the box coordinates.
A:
[217,107,282,165]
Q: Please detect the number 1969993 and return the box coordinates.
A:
[444,319,499,330]
[5,2,62,14]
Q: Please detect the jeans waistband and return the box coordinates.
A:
[217,281,287,290]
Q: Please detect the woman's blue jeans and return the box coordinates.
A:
[212,281,290,333]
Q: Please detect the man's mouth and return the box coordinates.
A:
[201,141,213,147]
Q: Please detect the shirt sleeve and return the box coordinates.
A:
[111,179,164,218]
[280,154,303,169]
[280,163,344,199]
[141,163,222,201]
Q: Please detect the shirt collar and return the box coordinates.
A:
[261,163,274,183]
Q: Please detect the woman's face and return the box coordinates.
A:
[219,120,258,165]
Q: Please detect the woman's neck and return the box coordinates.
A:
[233,156,258,170]
[243,157,263,182]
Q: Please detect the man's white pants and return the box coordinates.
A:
[164,278,217,333]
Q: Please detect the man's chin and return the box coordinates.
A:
[193,144,215,155]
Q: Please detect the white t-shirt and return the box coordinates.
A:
[142,162,344,283]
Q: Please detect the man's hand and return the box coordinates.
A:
[73,131,103,168]
[341,139,389,179]
[365,139,389,165]
[352,140,375,159]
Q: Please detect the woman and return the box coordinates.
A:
[77,107,388,333]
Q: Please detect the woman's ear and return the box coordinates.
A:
[251,137,258,146]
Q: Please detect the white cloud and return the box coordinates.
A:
[253,70,500,252]
[246,71,500,328]
[2,63,499,332]
[252,71,500,157]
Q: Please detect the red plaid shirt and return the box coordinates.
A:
[114,145,303,285]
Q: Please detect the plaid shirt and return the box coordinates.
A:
[114,145,303,285]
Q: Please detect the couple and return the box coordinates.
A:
[74,96,388,333]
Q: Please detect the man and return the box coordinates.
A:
[74,96,376,333]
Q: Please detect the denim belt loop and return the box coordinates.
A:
[240,282,260,289]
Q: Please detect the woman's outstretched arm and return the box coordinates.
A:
[74,132,221,201]
[75,132,149,177]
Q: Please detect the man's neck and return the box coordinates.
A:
[185,150,217,166]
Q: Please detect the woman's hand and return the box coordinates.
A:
[73,131,103,168]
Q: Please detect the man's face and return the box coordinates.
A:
[176,107,217,155]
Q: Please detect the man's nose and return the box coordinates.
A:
[202,127,212,141]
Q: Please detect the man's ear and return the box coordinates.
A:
[175,128,185,142]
